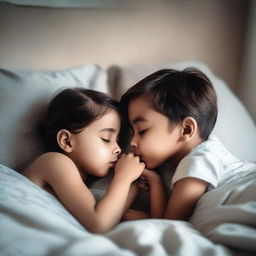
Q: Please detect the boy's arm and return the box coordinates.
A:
[122,182,139,213]
[143,169,166,218]
[164,177,208,220]
[123,169,166,221]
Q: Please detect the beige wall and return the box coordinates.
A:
[239,0,256,123]
[0,0,253,119]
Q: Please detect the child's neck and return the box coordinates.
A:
[170,135,203,167]
[65,154,88,183]
[78,169,88,183]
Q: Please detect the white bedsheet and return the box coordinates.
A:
[0,164,255,256]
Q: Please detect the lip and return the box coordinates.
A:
[135,154,143,160]
[109,160,118,167]
[134,154,145,163]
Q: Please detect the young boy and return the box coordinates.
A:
[120,68,256,221]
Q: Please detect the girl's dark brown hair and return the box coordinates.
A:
[39,88,120,152]
[120,68,218,141]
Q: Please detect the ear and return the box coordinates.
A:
[180,117,198,142]
[56,129,73,153]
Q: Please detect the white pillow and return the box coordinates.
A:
[0,65,108,171]
[108,61,256,163]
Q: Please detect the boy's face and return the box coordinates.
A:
[128,97,183,169]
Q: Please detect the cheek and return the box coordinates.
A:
[140,133,162,152]
[80,144,112,176]
[138,136,158,161]
[141,135,171,162]
[85,142,110,162]
[141,139,156,152]
[76,137,110,168]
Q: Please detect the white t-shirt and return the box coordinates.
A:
[171,134,256,191]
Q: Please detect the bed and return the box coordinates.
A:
[0,1,256,256]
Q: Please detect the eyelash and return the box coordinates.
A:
[138,129,147,136]
[101,138,111,143]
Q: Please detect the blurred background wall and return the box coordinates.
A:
[239,0,256,123]
[0,0,255,120]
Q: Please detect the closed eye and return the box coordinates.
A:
[138,129,147,136]
[101,138,110,143]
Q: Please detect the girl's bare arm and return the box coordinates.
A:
[43,153,144,233]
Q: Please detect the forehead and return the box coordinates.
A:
[128,97,168,125]
[87,109,121,131]
[128,97,151,114]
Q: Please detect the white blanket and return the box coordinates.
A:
[0,164,255,256]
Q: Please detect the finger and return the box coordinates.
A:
[133,155,141,162]
[127,152,134,157]
[139,180,147,185]
[143,169,154,177]
[138,185,145,190]
[143,169,151,174]
[140,162,146,168]
[142,187,149,192]
[138,180,144,185]
[140,175,146,180]
[138,183,145,189]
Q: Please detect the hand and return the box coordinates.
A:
[122,209,149,221]
[114,153,145,183]
[138,176,149,193]
[141,168,161,187]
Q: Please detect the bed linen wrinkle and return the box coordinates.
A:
[0,159,255,255]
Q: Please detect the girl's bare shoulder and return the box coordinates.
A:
[37,152,78,174]
[26,152,73,169]
[38,152,72,164]
[23,152,79,183]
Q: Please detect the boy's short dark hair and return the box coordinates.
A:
[120,68,218,140]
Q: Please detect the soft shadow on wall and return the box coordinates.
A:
[0,0,254,120]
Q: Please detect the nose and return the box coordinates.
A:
[130,135,137,148]
[113,143,121,155]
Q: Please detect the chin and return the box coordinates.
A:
[145,162,157,170]
[89,166,109,177]
[100,166,112,177]
[145,159,162,170]
[96,170,109,177]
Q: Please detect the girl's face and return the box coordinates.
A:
[128,97,183,169]
[70,109,121,177]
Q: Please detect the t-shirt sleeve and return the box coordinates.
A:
[171,149,222,190]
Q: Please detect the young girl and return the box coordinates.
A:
[120,68,256,221]
[23,88,145,233]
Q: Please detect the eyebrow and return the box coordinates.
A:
[99,128,117,133]
[132,117,148,125]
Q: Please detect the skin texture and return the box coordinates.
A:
[123,97,208,221]
[124,168,166,220]
[23,109,145,233]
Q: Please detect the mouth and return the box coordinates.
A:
[109,160,118,167]
[135,154,145,162]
